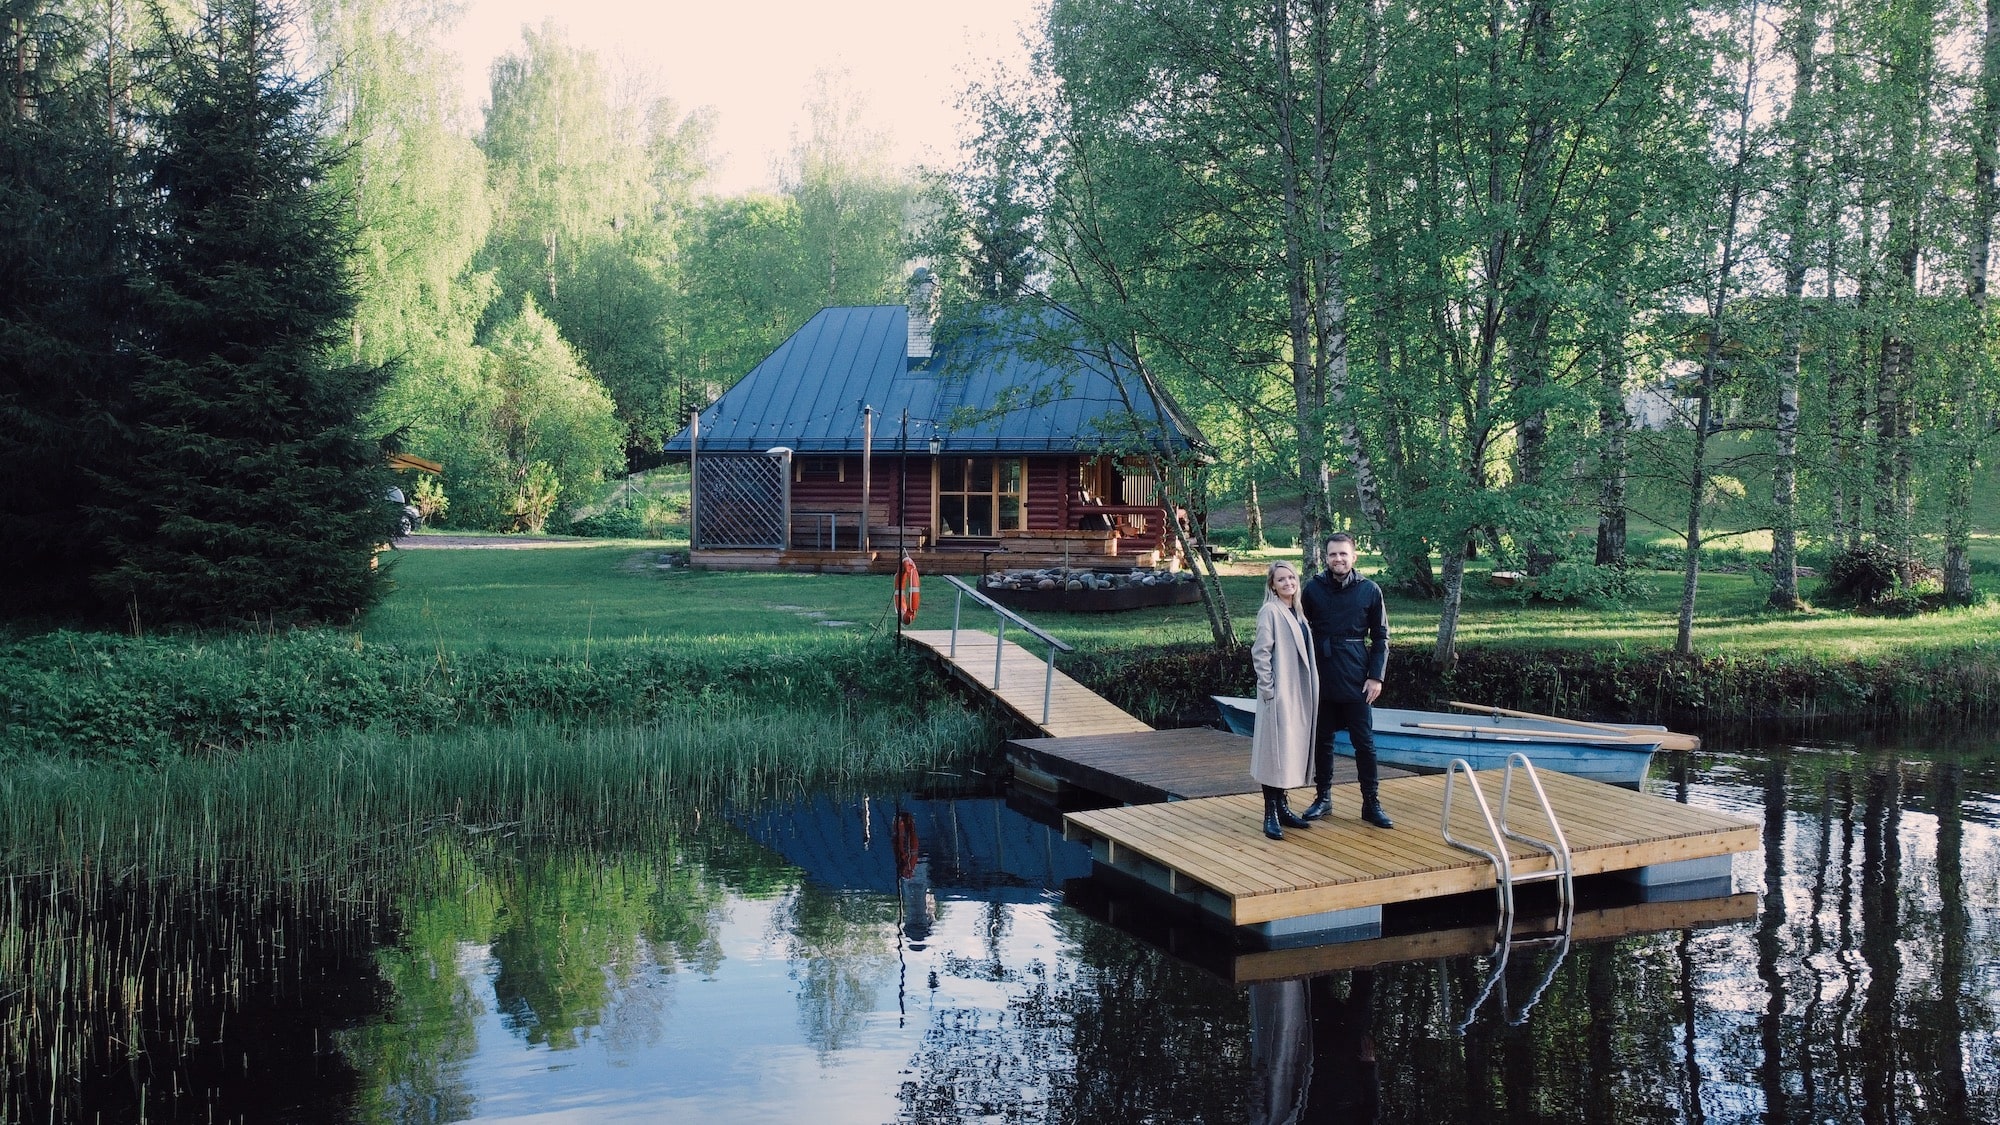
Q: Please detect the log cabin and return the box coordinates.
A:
[662,273,1207,573]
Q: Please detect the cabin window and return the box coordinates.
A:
[795,457,844,483]
[936,457,1025,537]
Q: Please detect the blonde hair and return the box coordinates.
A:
[1265,561,1299,597]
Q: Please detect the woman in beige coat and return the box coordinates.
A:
[1251,561,1318,839]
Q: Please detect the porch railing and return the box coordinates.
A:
[939,574,1073,727]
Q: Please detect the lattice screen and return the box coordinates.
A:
[693,452,788,548]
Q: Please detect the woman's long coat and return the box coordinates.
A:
[1250,593,1318,789]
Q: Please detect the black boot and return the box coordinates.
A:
[1262,792,1284,840]
[1264,784,1312,828]
[1299,785,1333,821]
[1360,794,1394,829]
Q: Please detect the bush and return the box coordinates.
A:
[561,509,646,538]
[1512,560,1650,607]
[1816,543,1939,611]
[0,629,949,766]
[1264,527,1296,549]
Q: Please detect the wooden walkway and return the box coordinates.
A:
[1006,727,1403,803]
[901,628,1151,738]
[1063,769,1759,928]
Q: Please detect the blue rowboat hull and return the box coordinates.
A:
[1210,697,1658,788]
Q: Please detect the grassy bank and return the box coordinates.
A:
[7,542,1999,766]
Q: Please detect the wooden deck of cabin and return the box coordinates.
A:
[900,628,1151,738]
[1063,770,1759,928]
[1006,727,1402,803]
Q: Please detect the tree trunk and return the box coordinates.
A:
[1947,0,1999,604]
[1769,0,1821,610]
[1271,0,1328,570]
[1243,435,1267,549]
[1434,541,1466,671]
[1595,339,1630,567]
[1678,0,1761,656]
[1307,0,1389,555]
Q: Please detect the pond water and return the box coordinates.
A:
[8,733,2000,1123]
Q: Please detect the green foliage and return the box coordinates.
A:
[447,297,624,530]
[557,508,646,538]
[0,626,963,766]
[90,0,391,627]
[410,474,449,523]
[1062,635,2000,730]
[780,68,914,309]
[1506,560,1654,607]
[665,194,822,421]
[0,0,139,620]
[1815,543,1943,612]
[476,20,713,458]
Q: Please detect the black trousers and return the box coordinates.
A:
[1315,696,1379,797]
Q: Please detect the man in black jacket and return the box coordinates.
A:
[1298,532,1393,828]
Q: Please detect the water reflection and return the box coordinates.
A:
[6,742,2000,1121]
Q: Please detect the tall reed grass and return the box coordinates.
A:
[0,701,991,1121]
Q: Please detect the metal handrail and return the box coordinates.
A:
[1441,759,1513,916]
[1498,752,1575,912]
[939,575,1074,652]
[939,574,1073,727]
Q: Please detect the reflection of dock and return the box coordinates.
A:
[1063,770,1759,939]
[1071,878,1759,984]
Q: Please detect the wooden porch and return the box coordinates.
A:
[693,527,1173,574]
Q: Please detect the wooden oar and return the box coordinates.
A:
[1401,721,1661,746]
[1447,700,1701,752]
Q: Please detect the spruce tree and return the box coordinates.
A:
[0,0,136,620]
[94,0,390,626]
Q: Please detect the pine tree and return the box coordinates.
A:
[93,0,389,626]
[0,0,137,620]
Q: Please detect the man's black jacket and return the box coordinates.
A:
[1300,568,1389,703]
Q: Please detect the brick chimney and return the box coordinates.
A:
[906,267,936,366]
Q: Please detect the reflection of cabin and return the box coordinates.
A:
[663,287,1207,574]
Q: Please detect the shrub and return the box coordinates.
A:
[561,509,646,538]
[1816,543,1940,610]
[1204,527,1247,549]
[1513,560,1650,607]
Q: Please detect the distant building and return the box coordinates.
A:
[662,275,1207,573]
[1624,380,1690,431]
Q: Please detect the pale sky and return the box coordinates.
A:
[442,0,1045,196]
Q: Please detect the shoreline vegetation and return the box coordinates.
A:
[2,545,1992,1113]
[4,545,1997,770]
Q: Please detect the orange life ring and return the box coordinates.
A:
[892,811,920,879]
[894,557,922,625]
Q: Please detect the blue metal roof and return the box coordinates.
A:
[662,305,1206,455]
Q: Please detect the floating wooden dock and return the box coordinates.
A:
[1063,770,1759,939]
[901,628,1151,738]
[1072,882,1759,984]
[900,588,1754,945]
[1006,727,1403,803]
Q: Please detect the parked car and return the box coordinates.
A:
[387,486,421,537]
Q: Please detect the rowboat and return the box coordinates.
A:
[1210,696,1681,787]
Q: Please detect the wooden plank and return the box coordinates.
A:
[1065,770,1761,927]
[1223,893,1760,984]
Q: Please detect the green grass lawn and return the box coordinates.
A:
[365,542,2000,661]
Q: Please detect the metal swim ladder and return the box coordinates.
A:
[1440,752,1575,919]
[1442,753,1576,1032]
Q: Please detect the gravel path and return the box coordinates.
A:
[389,534,606,549]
